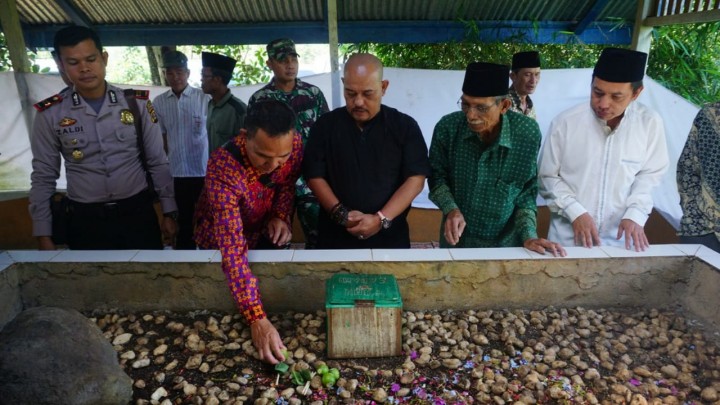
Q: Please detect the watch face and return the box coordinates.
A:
[382,218,392,229]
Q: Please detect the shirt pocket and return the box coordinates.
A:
[60,135,89,159]
[114,125,138,144]
[484,179,521,221]
[193,114,205,137]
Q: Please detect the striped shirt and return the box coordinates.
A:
[153,85,210,177]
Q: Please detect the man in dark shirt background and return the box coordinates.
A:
[303,53,430,249]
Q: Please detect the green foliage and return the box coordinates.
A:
[647,22,720,105]
[192,44,270,85]
[341,42,603,71]
[105,46,151,85]
[0,32,48,73]
[342,21,720,106]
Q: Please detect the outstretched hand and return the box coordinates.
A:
[617,219,649,251]
[524,238,567,257]
[443,209,466,246]
[572,213,601,248]
[250,318,286,364]
[265,217,292,247]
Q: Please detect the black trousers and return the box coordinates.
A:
[680,234,720,253]
[174,177,205,249]
[66,191,163,250]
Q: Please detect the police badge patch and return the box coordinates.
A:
[146,100,158,123]
[59,117,77,127]
[120,109,134,125]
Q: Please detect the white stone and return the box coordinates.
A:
[150,387,167,401]
[112,333,133,346]
[132,358,151,369]
[153,344,168,356]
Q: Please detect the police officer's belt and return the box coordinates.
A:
[68,190,154,218]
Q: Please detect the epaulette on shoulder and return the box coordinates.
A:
[133,89,150,100]
[33,94,63,112]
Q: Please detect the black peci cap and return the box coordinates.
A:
[462,62,510,97]
[593,47,648,83]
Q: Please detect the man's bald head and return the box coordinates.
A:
[342,53,389,127]
[344,53,384,81]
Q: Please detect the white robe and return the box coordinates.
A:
[538,101,669,247]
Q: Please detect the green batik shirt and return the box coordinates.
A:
[428,111,541,248]
[248,78,329,199]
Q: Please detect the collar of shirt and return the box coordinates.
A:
[342,104,385,132]
[213,89,235,107]
[164,85,192,99]
[595,100,637,135]
[508,87,533,111]
[267,77,301,93]
[460,112,515,150]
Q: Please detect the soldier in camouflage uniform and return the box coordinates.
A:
[248,38,329,249]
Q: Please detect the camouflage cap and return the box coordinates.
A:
[162,51,188,68]
[267,38,299,60]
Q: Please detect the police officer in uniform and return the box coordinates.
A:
[29,25,178,250]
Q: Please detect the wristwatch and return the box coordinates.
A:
[377,210,392,230]
[163,211,179,221]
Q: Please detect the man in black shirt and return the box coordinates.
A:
[303,53,430,248]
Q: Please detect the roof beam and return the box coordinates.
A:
[573,0,612,35]
[644,9,720,26]
[22,20,632,48]
[55,0,92,27]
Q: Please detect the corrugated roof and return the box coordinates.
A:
[13,0,640,47]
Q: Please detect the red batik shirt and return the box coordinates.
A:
[194,132,302,324]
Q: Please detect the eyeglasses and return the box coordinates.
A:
[458,98,496,114]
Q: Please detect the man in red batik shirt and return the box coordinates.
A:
[194,99,302,364]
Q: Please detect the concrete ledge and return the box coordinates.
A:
[1,245,719,336]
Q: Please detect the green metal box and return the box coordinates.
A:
[326,274,402,358]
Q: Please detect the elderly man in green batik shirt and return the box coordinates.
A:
[428,62,566,256]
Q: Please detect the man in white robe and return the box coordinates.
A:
[539,48,669,251]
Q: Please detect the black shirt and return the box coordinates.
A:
[303,105,431,248]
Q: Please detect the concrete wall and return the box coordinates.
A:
[2,245,717,334]
[1,195,678,249]
[0,265,21,330]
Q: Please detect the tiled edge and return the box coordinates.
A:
[671,244,702,256]
[209,250,222,263]
[695,247,720,271]
[448,247,532,261]
[526,246,611,260]
[248,249,295,263]
[50,250,140,262]
[7,250,63,263]
[599,244,686,258]
[132,249,216,263]
[292,249,372,262]
[371,249,452,262]
[0,251,13,265]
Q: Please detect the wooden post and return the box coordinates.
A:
[631,0,654,55]
[326,0,340,109]
[0,0,34,134]
[0,0,30,73]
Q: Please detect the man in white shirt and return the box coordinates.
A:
[538,48,669,251]
[153,51,211,249]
